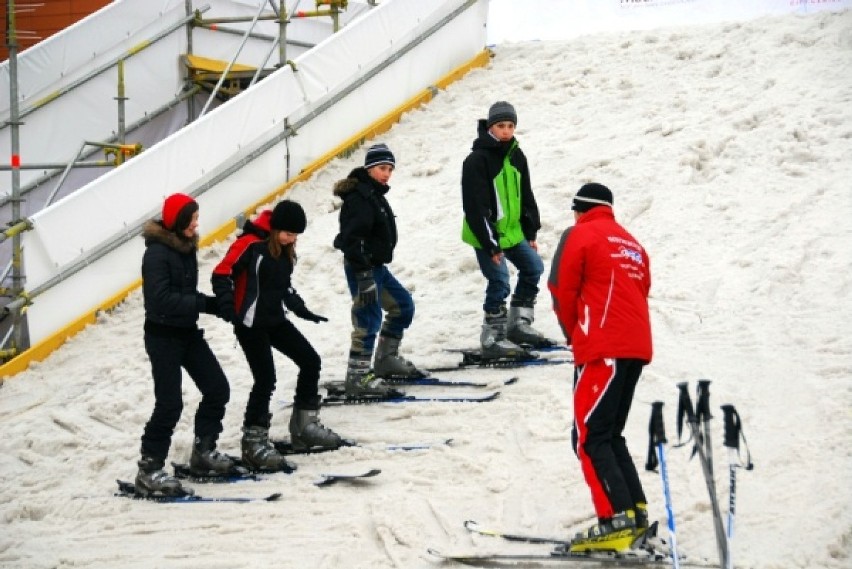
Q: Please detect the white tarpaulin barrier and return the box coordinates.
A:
[19,0,489,346]
[487,0,852,43]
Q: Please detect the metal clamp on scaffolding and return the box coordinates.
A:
[0,220,33,244]
[0,292,30,321]
[99,143,143,166]
[294,1,348,31]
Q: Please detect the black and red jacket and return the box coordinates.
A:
[211,210,306,328]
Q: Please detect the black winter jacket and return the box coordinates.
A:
[141,220,210,331]
[332,167,398,272]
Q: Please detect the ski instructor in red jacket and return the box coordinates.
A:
[548,182,653,554]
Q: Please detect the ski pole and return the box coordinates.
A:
[695,381,715,480]
[676,382,728,568]
[721,404,754,569]
[646,401,680,569]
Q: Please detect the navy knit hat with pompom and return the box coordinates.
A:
[364,143,396,170]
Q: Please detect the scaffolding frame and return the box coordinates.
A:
[0,0,355,362]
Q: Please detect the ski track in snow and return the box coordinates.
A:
[1,10,851,569]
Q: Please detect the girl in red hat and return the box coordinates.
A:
[135,193,235,496]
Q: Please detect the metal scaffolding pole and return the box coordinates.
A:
[4,0,25,353]
[197,0,271,118]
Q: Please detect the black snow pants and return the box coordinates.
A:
[140,325,230,461]
[235,319,322,427]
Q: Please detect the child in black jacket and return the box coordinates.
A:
[136,193,234,496]
[213,201,347,471]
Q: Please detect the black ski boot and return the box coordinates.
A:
[189,435,236,477]
[135,455,187,496]
[241,416,296,473]
[289,407,348,451]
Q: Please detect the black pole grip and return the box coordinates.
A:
[676,382,695,442]
[651,401,667,444]
[721,404,740,449]
[645,401,666,471]
[696,379,713,422]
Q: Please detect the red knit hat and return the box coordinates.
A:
[162,193,197,230]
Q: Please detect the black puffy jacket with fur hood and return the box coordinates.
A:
[141,220,208,329]
[332,167,398,272]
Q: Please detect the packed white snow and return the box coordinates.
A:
[1,9,850,569]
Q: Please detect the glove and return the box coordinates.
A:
[294,307,328,323]
[203,295,218,315]
[217,298,236,323]
[355,270,377,306]
[285,292,328,323]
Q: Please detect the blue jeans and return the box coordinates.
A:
[474,240,544,313]
[344,263,415,354]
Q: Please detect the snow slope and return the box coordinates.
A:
[1,9,850,569]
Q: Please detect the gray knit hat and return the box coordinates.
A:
[487,101,517,127]
[364,143,396,169]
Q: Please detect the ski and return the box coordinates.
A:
[313,468,381,487]
[321,375,518,389]
[427,354,572,373]
[115,480,281,503]
[171,462,260,483]
[427,548,715,567]
[444,344,569,353]
[385,439,454,451]
[320,390,500,405]
[526,344,570,353]
[464,519,572,546]
[272,437,453,456]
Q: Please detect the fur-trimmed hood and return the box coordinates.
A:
[333,167,389,198]
[332,176,359,198]
[142,219,198,254]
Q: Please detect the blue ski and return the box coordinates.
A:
[321,390,500,405]
[322,376,518,389]
[427,356,572,373]
[272,438,453,455]
[115,480,281,503]
[171,462,261,484]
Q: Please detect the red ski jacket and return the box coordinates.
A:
[548,207,652,365]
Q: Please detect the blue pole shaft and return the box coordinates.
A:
[657,442,680,569]
[726,449,737,569]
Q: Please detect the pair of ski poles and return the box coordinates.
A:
[646,380,753,569]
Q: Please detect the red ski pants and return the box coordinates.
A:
[572,358,647,520]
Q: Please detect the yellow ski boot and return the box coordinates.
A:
[569,510,638,554]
